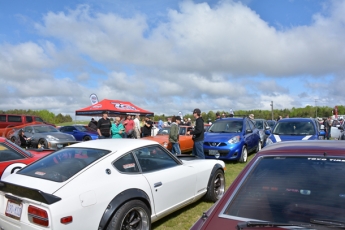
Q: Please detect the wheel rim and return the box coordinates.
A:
[121,207,149,230]
[213,172,225,200]
[243,147,248,162]
[39,140,46,148]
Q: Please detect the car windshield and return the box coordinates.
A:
[208,120,243,133]
[157,127,170,135]
[33,125,59,133]
[223,156,345,224]
[254,120,264,129]
[18,148,111,182]
[272,121,315,135]
[75,126,88,132]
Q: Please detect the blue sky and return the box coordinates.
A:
[1,0,344,117]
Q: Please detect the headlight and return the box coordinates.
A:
[265,138,273,146]
[46,135,59,141]
[228,136,240,144]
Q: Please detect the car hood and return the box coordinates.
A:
[270,134,316,142]
[204,132,239,142]
[3,173,65,194]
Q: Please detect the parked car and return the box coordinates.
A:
[191,140,345,230]
[337,123,345,140]
[0,114,55,138]
[203,117,261,162]
[59,125,98,141]
[0,137,53,179]
[0,139,225,229]
[141,126,193,153]
[254,118,270,146]
[10,124,78,150]
[264,118,326,147]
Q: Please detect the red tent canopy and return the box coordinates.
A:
[75,99,154,117]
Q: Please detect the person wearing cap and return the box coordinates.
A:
[97,111,112,139]
[169,116,181,155]
[142,115,153,137]
[188,108,205,159]
[88,117,98,131]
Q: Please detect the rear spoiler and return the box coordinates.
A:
[0,181,61,205]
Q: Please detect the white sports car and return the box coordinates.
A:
[0,139,225,230]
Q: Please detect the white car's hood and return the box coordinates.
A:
[3,173,64,195]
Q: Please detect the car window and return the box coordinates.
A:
[113,153,139,173]
[254,120,264,129]
[18,148,111,182]
[273,121,315,135]
[23,126,33,133]
[75,126,88,132]
[0,115,6,122]
[34,117,44,122]
[157,127,170,135]
[245,120,253,131]
[26,116,33,123]
[34,125,59,133]
[0,143,25,162]
[222,156,345,224]
[8,116,21,122]
[133,145,178,173]
[209,120,243,133]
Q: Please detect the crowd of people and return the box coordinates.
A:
[88,108,206,159]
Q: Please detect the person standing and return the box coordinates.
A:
[123,115,135,138]
[142,115,153,137]
[325,116,332,140]
[97,111,112,139]
[169,116,181,155]
[188,108,205,159]
[158,119,164,130]
[88,118,98,131]
[133,114,141,139]
[111,117,125,138]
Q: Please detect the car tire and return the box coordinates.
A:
[256,141,262,152]
[10,136,16,143]
[239,145,248,163]
[83,135,92,141]
[38,139,48,149]
[106,200,151,230]
[204,169,225,202]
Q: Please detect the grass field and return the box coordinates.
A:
[152,154,255,230]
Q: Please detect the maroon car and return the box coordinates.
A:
[191,140,345,229]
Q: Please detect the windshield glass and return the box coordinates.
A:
[223,156,345,224]
[18,147,111,182]
[209,120,243,133]
[272,121,315,135]
[254,120,264,129]
[33,125,59,133]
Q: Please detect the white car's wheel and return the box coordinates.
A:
[107,200,151,230]
[204,169,225,202]
[239,146,248,163]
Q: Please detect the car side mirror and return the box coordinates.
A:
[319,130,326,136]
[265,130,271,135]
[246,129,253,134]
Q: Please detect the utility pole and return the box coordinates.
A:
[315,99,317,118]
[270,101,274,120]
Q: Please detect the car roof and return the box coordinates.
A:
[277,118,315,122]
[258,140,345,156]
[66,139,159,152]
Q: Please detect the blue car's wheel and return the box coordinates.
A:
[83,135,92,141]
[239,146,247,163]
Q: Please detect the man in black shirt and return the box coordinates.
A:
[188,108,205,159]
[97,111,112,138]
[142,115,153,137]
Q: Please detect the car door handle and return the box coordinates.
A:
[154,182,162,188]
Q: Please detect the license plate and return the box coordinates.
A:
[57,144,63,148]
[5,200,23,220]
[209,150,219,155]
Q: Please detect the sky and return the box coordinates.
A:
[1,0,345,118]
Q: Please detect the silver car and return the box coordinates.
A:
[11,124,78,149]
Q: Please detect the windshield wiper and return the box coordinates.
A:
[237,221,312,230]
[310,218,345,228]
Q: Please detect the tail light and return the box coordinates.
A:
[28,205,49,227]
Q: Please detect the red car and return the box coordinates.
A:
[191,140,345,229]
[0,137,53,179]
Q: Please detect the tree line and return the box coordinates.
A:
[0,109,72,124]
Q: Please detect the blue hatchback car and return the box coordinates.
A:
[203,117,261,162]
[264,118,326,147]
[59,125,98,141]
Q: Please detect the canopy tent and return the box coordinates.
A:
[75,99,154,117]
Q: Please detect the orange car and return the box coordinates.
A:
[141,126,193,153]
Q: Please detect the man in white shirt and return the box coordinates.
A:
[133,115,141,139]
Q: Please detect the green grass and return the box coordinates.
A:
[152,154,255,230]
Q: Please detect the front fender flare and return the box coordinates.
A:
[98,188,151,230]
[207,163,224,191]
